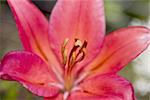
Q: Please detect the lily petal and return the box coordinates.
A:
[70,92,126,100]
[49,0,105,65]
[87,26,150,75]
[44,94,63,100]
[0,51,60,97]
[7,0,61,73]
[70,74,135,100]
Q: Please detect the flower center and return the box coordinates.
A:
[61,38,87,91]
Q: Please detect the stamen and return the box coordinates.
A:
[75,41,87,64]
[61,38,69,65]
[68,44,79,68]
[67,39,87,73]
[61,38,87,70]
[61,38,88,91]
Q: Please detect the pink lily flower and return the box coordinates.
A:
[0,0,150,99]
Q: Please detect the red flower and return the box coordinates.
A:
[0,0,150,100]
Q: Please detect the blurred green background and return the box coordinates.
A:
[0,0,150,100]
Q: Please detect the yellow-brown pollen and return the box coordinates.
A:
[61,38,87,91]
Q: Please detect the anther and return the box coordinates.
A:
[75,39,82,47]
[61,38,69,65]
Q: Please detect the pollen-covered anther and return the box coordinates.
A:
[61,38,69,65]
